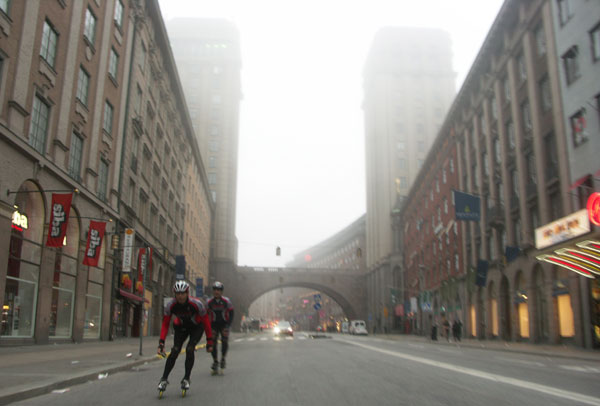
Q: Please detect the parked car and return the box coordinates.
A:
[349,320,368,335]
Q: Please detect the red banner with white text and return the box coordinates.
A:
[83,221,106,266]
[45,193,73,247]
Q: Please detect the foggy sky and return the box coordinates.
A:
[157,0,505,267]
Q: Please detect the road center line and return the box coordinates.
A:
[342,339,600,406]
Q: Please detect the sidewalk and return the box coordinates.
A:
[375,332,600,362]
[0,336,162,406]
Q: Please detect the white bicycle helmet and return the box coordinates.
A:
[173,280,190,293]
[212,281,224,290]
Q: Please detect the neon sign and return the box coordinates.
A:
[11,210,28,231]
[588,192,600,227]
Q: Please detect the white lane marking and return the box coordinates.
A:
[408,343,425,349]
[247,338,256,342]
[342,339,600,406]
[234,338,244,342]
[495,356,545,368]
[560,366,600,373]
[298,336,307,340]
[285,337,293,340]
[260,337,268,341]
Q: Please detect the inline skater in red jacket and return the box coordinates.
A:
[157,280,213,393]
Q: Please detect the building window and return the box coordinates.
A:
[399,177,407,188]
[503,77,511,103]
[521,101,532,132]
[134,84,142,114]
[209,156,217,168]
[493,138,501,165]
[526,152,536,184]
[544,132,558,168]
[539,76,552,112]
[449,158,454,173]
[138,41,146,72]
[398,157,407,170]
[84,8,97,45]
[570,109,588,147]
[443,168,447,184]
[208,173,217,185]
[506,121,515,150]
[397,141,406,151]
[418,159,424,169]
[512,169,520,197]
[68,133,83,181]
[490,97,497,120]
[76,67,90,106]
[417,141,425,152]
[98,159,108,201]
[557,0,573,26]
[550,191,562,221]
[444,198,448,214]
[517,53,527,82]
[535,24,546,56]
[209,141,219,152]
[103,100,113,135]
[562,46,580,85]
[479,113,486,135]
[108,48,118,79]
[591,23,600,62]
[0,0,9,14]
[211,191,217,202]
[40,20,58,68]
[114,0,124,28]
[29,96,50,154]
[514,218,521,245]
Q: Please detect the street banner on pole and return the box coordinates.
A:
[453,190,481,221]
[83,221,106,266]
[475,260,489,287]
[175,255,186,280]
[46,193,73,247]
[122,228,135,272]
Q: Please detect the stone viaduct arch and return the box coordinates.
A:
[210,260,367,331]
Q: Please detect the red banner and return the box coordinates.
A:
[83,221,106,266]
[46,193,73,247]
[136,248,147,294]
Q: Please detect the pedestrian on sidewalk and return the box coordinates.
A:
[430,315,438,341]
[207,281,234,374]
[452,319,462,342]
[157,281,213,393]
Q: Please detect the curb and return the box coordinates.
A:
[0,356,159,406]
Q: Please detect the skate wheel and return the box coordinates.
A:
[182,389,186,397]
[158,391,164,399]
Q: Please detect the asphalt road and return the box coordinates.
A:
[11,332,600,406]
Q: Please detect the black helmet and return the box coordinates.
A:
[212,281,224,290]
[173,280,190,293]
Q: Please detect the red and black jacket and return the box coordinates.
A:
[159,297,212,344]
[207,296,234,327]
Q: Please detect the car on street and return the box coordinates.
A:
[274,320,293,336]
[349,320,368,335]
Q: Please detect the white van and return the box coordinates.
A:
[349,320,368,335]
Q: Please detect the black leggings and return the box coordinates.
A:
[211,324,229,361]
[161,325,204,381]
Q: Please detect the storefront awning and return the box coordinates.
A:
[537,240,600,279]
[118,288,149,303]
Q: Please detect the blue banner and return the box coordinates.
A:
[175,255,186,280]
[504,246,521,264]
[195,277,203,298]
[453,190,481,221]
[475,260,489,287]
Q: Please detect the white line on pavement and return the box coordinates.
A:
[342,339,600,406]
[247,338,256,341]
[285,337,293,340]
[260,337,268,341]
[234,338,244,342]
[298,336,307,340]
[408,343,425,349]
[495,356,545,367]
[559,365,600,373]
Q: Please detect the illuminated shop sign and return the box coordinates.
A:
[537,240,600,279]
[588,193,600,227]
[11,210,28,231]
[535,209,590,250]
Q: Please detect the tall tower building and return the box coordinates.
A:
[166,19,242,263]
[363,27,455,269]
